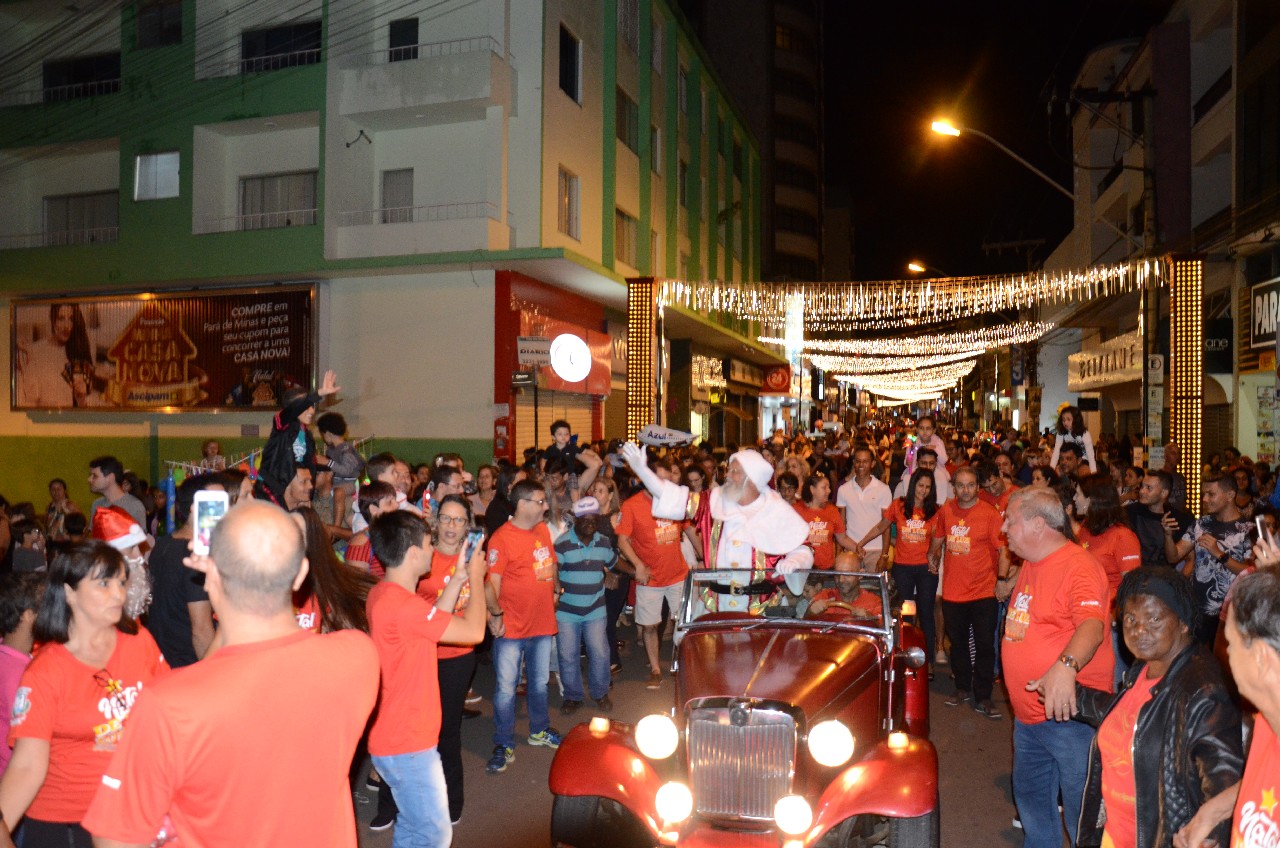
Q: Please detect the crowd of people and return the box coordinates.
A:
[0,381,1278,848]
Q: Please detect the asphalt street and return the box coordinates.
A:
[357,641,1026,848]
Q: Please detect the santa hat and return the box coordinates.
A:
[92,506,148,551]
[730,449,774,490]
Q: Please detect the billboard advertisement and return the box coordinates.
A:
[12,285,315,411]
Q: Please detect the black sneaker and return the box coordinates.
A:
[369,810,395,832]
[944,691,970,707]
[560,699,583,716]
[973,700,1003,720]
[486,745,515,774]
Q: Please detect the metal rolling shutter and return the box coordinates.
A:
[515,390,594,457]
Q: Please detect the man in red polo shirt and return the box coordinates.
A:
[1001,488,1112,848]
[930,466,1009,719]
[83,501,379,848]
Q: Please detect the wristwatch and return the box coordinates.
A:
[1058,653,1081,672]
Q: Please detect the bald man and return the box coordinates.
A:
[84,501,379,848]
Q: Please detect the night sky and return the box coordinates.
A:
[824,0,1171,281]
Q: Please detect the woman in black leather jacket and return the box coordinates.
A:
[1074,567,1244,848]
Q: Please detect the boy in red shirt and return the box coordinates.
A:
[366,511,487,848]
[484,480,562,774]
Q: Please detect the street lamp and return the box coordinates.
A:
[907,260,948,276]
[930,118,1141,249]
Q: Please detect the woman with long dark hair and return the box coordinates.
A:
[855,467,941,676]
[1050,404,1097,474]
[16,305,96,408]
[0,543,167,846]
[292,508,376,634]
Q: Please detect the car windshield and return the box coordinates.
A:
[679,569,890,633]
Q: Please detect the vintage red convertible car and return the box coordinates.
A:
[549,569,937,848]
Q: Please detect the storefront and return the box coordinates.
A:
[1237,264,1280,464]
[1067,329,1143,442]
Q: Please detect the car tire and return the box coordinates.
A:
[887,797,939,848]
[551,795,653,848]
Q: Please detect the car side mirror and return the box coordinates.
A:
[897,647,926,669]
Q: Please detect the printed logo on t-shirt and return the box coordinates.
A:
[902,518,928,544]
[488,549,499,565]
[946,520,971,555]
[11,687,30,727]
[93,676,144,751]
[1235,789,1279,848]
[1005,589,1032,642]
[807,520,830,546]
[295,610,317,630]
[533,543,554,581]
[654,520,681,545]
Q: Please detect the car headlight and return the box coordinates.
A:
[774,795,813,835]
[636,714,680,760]
[655,781,693,823]
[808,720,855,767]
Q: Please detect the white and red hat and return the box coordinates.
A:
[92,506,148,551]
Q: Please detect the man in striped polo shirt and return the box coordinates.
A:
[553,497,618,715]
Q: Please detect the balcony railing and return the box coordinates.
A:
[0,227,119,249]
[199,209,317,233]
[336,201,499,227]
[1193,68,1232,124]
[341,36,501,68]
[202,48,322,79]
[0,78,121,107]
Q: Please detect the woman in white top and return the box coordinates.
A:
[1049,404,1098,474]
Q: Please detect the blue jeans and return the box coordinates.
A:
[556,614,610,701]
[370,747,451,848]
[1012,719,1094,848]
[493,634,553,748]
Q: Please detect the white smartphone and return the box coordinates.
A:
[192,490,229,556]
[1257,515,1275,548]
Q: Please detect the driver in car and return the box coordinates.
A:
[806,552,883,621]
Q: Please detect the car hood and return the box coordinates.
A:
[676,624,881,715]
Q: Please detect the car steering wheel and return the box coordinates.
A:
[816,601,877,621]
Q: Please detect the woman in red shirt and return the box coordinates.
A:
[344,481,397,578]
[0,543,168,847]
[293,508,376,634]
[855,468,940,676]
[793,475,854,570]
[1072,475,1142,681]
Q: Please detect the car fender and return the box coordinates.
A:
[900,622,930,737]
[548,724,665,837]
[808,735,939,838]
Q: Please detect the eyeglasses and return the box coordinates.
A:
[522,498,547,506]
[437,514,468,526]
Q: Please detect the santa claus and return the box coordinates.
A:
[622,443,811,614]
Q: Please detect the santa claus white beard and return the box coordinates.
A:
[718,479,748,506]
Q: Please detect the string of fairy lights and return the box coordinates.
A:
[659,259,1163,332]
[760,321,1055,356]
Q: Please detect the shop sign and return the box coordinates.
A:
[1204,318,1232,374]
[607,320,628,375]
[761,365,792,396]
[1067,329,1142,392]
[1250,276,1280,350]
[516,336,551,366]
[728,359,763,387]
[519,315,610,395]
[12,286,314,411]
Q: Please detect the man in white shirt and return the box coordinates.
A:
[894,447,952,504]
[836,447,892,572]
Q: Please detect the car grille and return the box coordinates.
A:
[687,703,797,820]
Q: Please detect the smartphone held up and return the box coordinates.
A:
[192,490,229,556]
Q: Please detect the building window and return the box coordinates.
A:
[650,125,663,174]
[239,171,317,230]
[679,251,690,280]
[136,0,182,49]
[557,167,580,239]
[774,252,818,280]
[732,142,744,181]
[776,161,818,192]
[678,159,688,207]
[651,19,664,73]
[241,21,322,73]
[381,168,413,223]
[43,191,119,245]
[775,205,818,237]
[618,0,639,54]
[776,69,818,103]
[616,209,638,267]
[678,66,688,115]
[559,25,582,103]
[718,118,727,157]
[42,53,121,101]
[388,18,419,62]
[776,119,818,148]
[134,152,180,200]
[775,24,813,54]
[616,88,640,153]
[651,229,661,274]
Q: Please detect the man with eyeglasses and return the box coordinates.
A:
[483,479,562,775]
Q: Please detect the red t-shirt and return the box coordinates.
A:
[884,499,936,566]
[83,630,378,848]
[293,593,322,633]
[1002,542,1114,723]
[344,540,384,578]
[793,502,846,569]
[1232,714,1280,848]
[366,581,453,756]
[417,550,474,660]
[810,587,882,619]
[10,629,168,823]
[1077,525,1142,611]
[933,500,1005,603]
[487,522,558,639]
[616,493,688,587]
[1098,671,1159,848]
